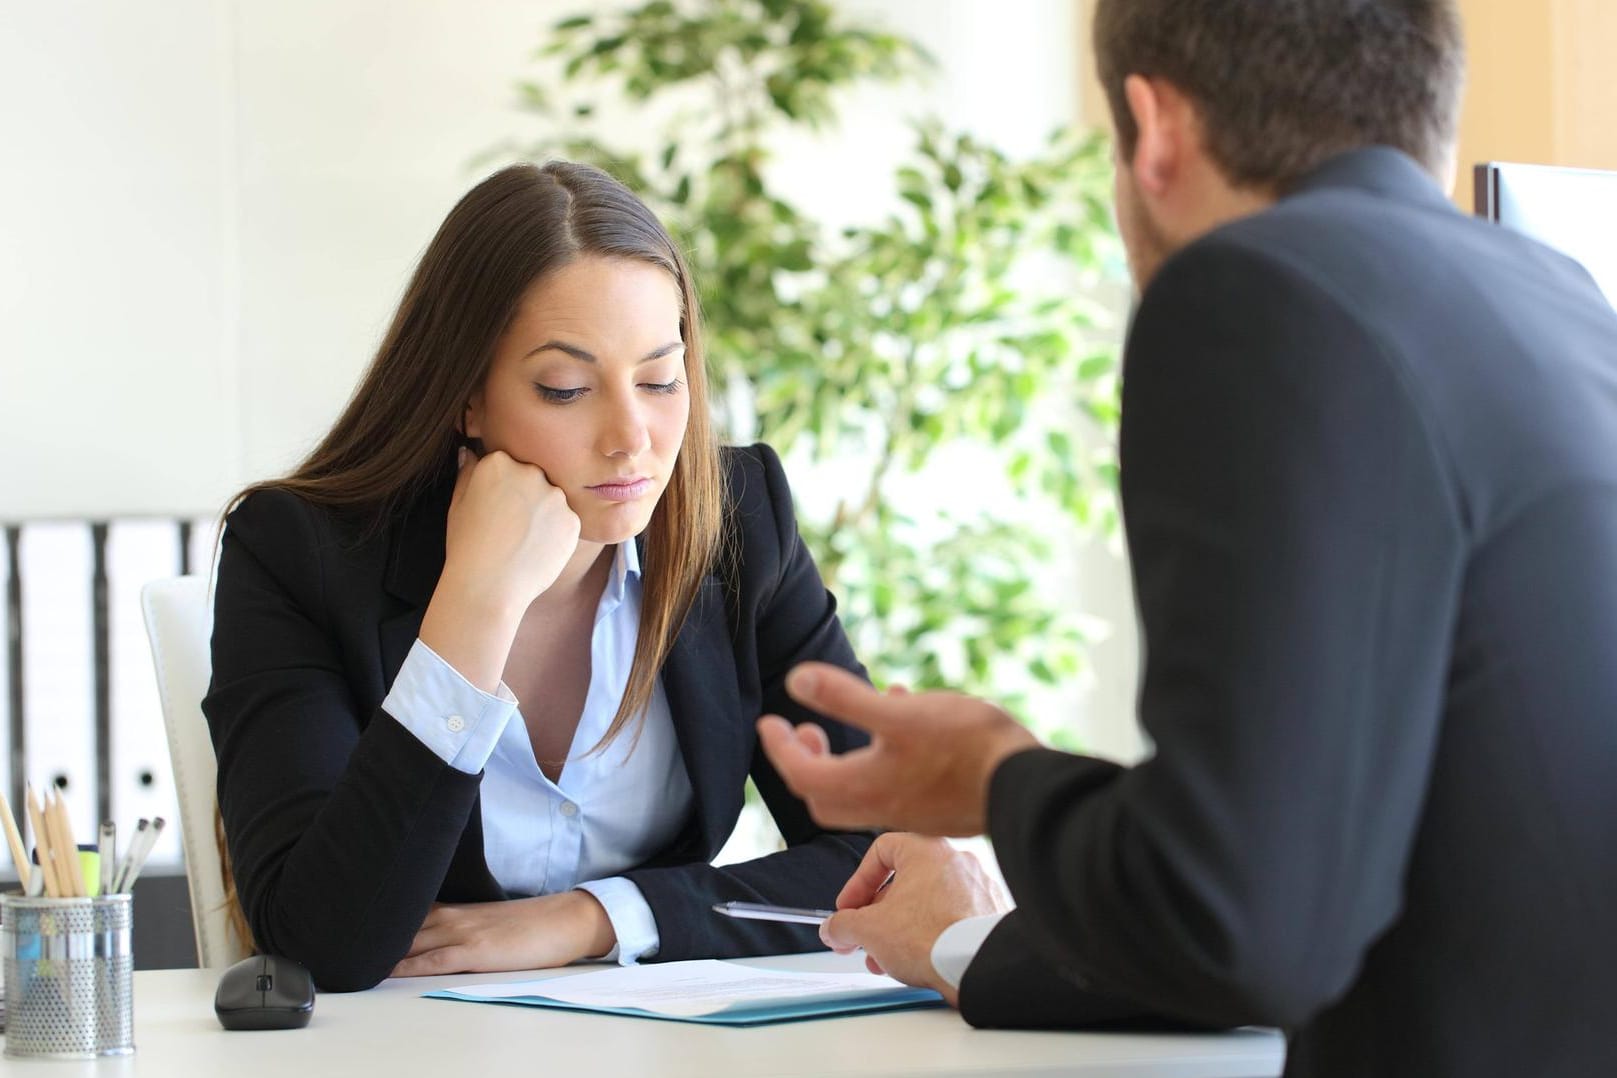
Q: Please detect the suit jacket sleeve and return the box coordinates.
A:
[968,239,1465,1030]
[623,443,877,960]
[959,912,1221,1031]
[203,490,480,991]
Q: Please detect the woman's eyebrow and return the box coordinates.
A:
[524,340,685,364]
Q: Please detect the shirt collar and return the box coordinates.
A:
[617,536,641,582]
[597,538,642,623]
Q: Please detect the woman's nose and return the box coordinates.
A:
[600,397,652,458]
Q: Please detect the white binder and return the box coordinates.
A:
[109,521,186,873]
[18,522,97,837]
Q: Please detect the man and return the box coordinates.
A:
[756,2,1617,1075]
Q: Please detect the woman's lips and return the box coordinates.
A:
[587,477,653,501]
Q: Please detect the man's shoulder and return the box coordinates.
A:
[1191,181,1594,322]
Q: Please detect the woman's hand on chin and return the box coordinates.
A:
[441,447,582,615]
[390,890,617,978]
[419,447,583,693]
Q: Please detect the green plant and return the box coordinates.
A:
[493,0,1122,741]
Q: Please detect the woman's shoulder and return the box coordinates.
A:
[223,485,394,573]
[217,485,410,621]
[719,441,791,516]
[226,486,324,546]
[715,442,804,583]
[227,485,355,543]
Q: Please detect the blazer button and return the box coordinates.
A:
[446,715,466,733]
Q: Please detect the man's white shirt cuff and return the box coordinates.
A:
[382,639,518,774]
[930,911,1007,990]
[576,877,661,965]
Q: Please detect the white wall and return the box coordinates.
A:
[0,0,1144,760]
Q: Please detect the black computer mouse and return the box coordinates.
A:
[214,954,316,1030]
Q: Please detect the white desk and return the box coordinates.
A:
[4,953,1285,1076]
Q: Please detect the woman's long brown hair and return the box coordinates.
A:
[215,162,725,954]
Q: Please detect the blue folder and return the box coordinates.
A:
[425,980,944,1026]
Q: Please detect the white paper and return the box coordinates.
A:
[445,960,915,1017]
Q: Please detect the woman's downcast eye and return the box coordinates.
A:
[534,384,587,403]
[533,378,685,403]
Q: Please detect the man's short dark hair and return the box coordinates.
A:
[1094,0,1465,191]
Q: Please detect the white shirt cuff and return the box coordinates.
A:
[575,877,660,965]
[929,911,1007,990]
[381,639,518,774]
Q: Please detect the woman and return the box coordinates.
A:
[203,161,871,992]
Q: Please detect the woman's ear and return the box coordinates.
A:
[461,392,484,440]
[456,396,487,458]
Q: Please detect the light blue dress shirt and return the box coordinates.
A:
[381,540,693,965]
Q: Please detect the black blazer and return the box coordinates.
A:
[961,149,1617,1077]
[203,443,873,991]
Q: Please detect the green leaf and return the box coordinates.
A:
[899,189,931,213]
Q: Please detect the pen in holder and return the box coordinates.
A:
[1,892,134,1059]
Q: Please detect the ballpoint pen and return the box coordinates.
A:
[117,817,165,893]
[100,821,116,897]
[711,901,837,926]
[112,818,148,893]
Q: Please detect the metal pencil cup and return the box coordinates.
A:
[1,892,135,1059]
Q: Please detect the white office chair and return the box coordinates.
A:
[140,574,250,969]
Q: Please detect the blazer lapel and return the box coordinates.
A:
[657,574,747,861]
[379,476,454,688]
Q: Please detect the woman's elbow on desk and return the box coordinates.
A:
[249,914,402,994]
[308,964,392,994]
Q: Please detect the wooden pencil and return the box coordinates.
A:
[0,787,31,894]
[50,793,88,897]
[26,784,62,898]
[46,791,72,897]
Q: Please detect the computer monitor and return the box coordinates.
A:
[1474,162,1617,307]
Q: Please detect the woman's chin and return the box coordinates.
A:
[578,507,655,547]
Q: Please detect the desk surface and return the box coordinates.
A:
[5,953,1285,1077]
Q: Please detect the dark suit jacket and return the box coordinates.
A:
[960,149,1617,1077]
[203,442,872,991]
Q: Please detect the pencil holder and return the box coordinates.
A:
[1,892,134,1059]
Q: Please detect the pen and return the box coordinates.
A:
[112,818,148,893]
[711,901,837,926]
[100,820,116,896]
[117,816,164,893]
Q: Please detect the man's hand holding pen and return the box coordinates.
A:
[818,834,1009,1008]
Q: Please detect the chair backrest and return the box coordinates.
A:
[140,575,249,969]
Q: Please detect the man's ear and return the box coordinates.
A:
[1123,74,1175,198]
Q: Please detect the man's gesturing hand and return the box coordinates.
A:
[756,662,1038,836]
